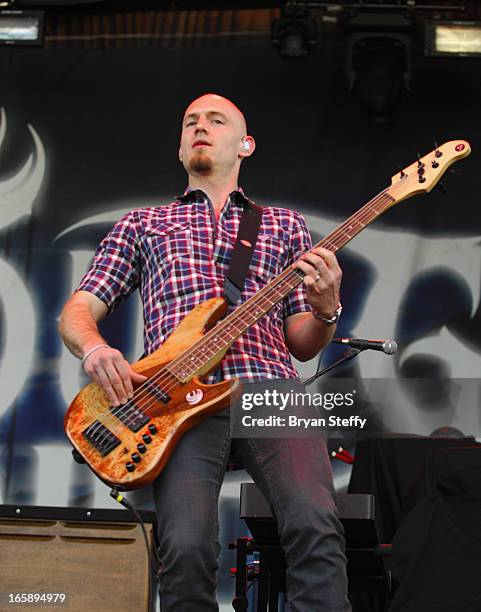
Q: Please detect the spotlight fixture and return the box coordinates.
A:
[426,21,481,57]
[346,13,413,123]
[272,5,317,60]
[0,10,44,46]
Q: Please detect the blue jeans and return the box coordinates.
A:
[152,381,351,611]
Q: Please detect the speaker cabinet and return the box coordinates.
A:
[0,505,157,612]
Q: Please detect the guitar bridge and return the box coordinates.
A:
[82,421,121,456]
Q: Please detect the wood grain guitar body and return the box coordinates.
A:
[64,297,242,490]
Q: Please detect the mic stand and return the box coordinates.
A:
[303,348,363,387]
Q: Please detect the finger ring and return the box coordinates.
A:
[314,273,321,282]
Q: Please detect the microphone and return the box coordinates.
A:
[332,337,398,355]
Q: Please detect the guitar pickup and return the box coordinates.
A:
[144,379,171,404]
[82,421,121,456]
[110,404,151,432]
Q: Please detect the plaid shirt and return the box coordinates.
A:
[77,189,313,382]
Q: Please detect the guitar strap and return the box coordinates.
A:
[223,198,263,305]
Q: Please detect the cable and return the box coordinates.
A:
[110,489,162,575]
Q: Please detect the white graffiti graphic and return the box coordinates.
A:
[0,108,45,229]
[0,109,45,419]
[300,211,481,436]
[0,259,36,418]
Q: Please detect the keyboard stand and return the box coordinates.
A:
[232,483,391,611]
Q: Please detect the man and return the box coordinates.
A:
[59,93,350,611]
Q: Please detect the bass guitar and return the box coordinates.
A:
[64,140,471,490]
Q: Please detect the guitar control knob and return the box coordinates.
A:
[131,453,141,463]
[148,424,158,434]
[126,462,136,472]
[137,443,147,454]
[142,433,152,444]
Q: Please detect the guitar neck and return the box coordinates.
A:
[168,187,395,381]
[165,139,471,381]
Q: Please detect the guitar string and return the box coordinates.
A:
[84,187,399,447]
[84,187,398,447]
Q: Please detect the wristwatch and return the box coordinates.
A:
[312,302,342,324]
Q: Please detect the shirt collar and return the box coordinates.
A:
[176,186,249,208]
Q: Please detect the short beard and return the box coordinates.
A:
[189,152,213,174]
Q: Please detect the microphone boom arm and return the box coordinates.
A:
[303,348,363,387]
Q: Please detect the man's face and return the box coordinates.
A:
[179,94,247,177]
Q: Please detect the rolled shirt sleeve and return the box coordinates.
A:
[76,211,140,312]
[282,211,312,319]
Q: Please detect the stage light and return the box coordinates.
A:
[346,13,412,123]
[425,21,481,57]
[272,5,317,60]
[0,10,44,46]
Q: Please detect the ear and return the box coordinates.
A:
[239,135,256,159]
[178,146,183,162]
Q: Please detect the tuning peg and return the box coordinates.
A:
[398,166,407,179]
[438,181,447,195]
[434,142,443,158]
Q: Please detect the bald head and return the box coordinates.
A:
[183,93,247,136]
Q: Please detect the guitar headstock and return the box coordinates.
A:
[389,140,471,204]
